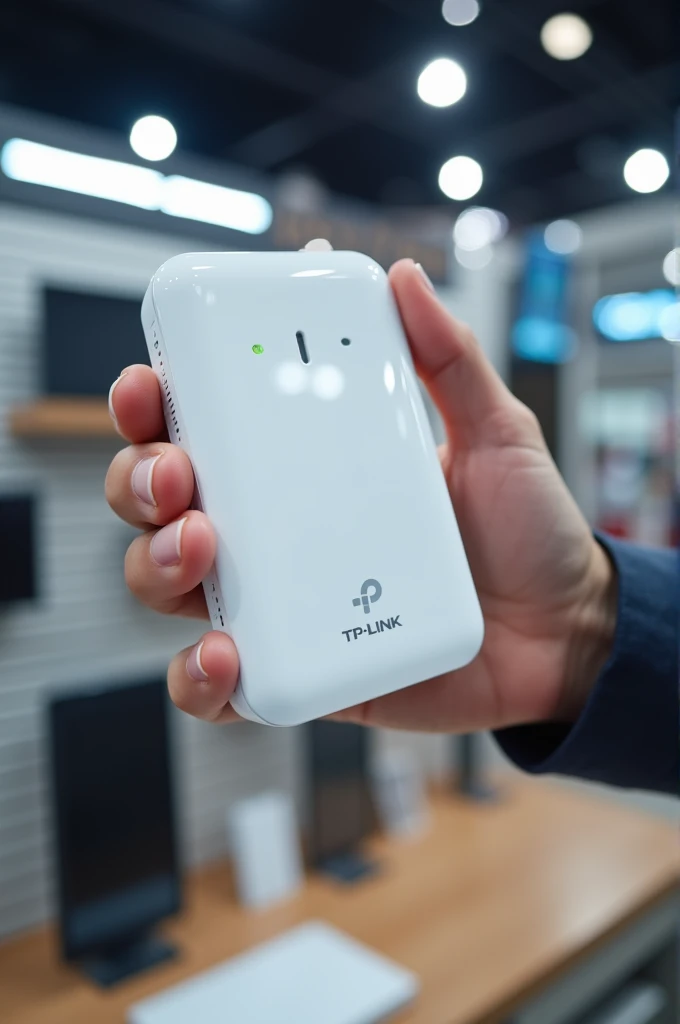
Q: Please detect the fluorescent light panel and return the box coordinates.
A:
[161,175,272,235]
[1,138,162,209]
[0,138,273,235]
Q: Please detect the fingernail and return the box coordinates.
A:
[187,641,209,682]
[131,454,162,507]
[415,263,435,293]
[108,371,127,428]
[150,517,187,567]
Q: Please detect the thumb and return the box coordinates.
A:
[389,259,524,451]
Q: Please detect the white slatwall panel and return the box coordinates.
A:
[0,204,303,939]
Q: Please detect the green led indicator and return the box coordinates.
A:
[252,344,264,355]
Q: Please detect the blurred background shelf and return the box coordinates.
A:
[10,398,116,439]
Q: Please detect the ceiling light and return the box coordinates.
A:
[0,138,163,209]
[662,248,680,287]
[161,175,273,234]
[623,149,669,193]
[439,156,482,201]
[454,207,507,250]
[129,115,177,162]
[417,58,467,108]
[544,219,582,255]
[540,13,592,60]
[442,0,480,27]
[454,244,493,270]
[1,138,273,235]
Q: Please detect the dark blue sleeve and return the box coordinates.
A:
[495,535,679,795]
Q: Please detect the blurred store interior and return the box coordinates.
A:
[0,2,678,1023]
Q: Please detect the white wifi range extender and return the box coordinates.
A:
[142,251,483,726]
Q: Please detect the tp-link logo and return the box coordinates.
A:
[343,578,401,642]
[352,578,382,614]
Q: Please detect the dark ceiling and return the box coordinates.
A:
[0,0,676,224]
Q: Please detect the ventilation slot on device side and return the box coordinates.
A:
[150,325,181,443]
[209,579,225,629]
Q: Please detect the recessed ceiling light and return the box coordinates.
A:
[129,115,177,162]
[442,0,480,27]
[417,58,467,108]
[662,249,680,287]
[544,219,583,255]
[439,156,483,201]
[454,207,507,250]
[540,13,592,60]
[623,149,669,193]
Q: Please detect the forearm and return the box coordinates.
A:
[496,535,679,794]
[557,538,619,723]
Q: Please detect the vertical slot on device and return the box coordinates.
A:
[296,331,310,364]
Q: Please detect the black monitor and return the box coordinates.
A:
[307,721,376,883]
[0,495,37,604]
[48,679,181,986]
[43,286,149,396]
[451,734,498,804]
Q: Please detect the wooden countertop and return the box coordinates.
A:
[2,777,678,1024]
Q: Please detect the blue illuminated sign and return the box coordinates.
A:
[511,235,576,364]
[593,289,676,342]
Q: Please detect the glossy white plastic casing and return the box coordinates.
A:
[141,251,483,726]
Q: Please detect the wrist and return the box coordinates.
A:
[557,539,619,722]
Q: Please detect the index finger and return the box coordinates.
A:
[109,364,167,444]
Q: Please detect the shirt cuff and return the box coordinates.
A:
[494,533,679,795]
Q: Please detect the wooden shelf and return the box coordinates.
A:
[10,398,118,439]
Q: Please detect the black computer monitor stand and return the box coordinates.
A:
[454,734,499,803]
[317,850,379,884]
[80,932,177,987]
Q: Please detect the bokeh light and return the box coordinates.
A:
[662,249,680,287]
[454,244,493,270]
[454,207,507,250]
[659,302,680,343]
[417,58,467,108]
[129,115,177,162]
[442,0,480,27]
[544,219,583,255]
[623,149,669,194]
[593,290,676,342]
[439,156,483,201]
[540,14,592,60]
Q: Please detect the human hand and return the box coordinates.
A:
[105,259,617,730]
